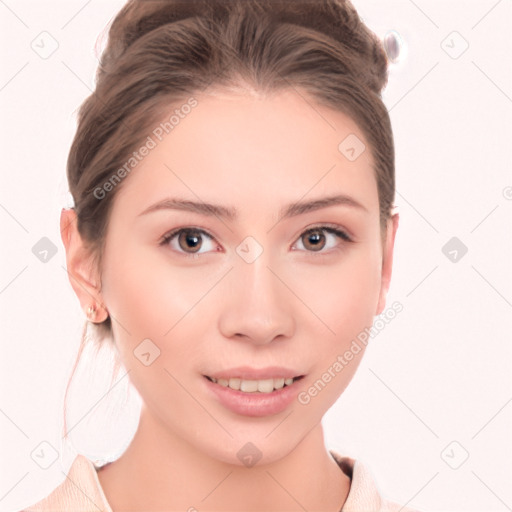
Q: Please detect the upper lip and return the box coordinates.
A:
[205,366,305,381]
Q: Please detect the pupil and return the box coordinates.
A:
[306,230,324,251]
[181,230,201,252]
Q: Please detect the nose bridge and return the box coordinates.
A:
[217,239,295,343]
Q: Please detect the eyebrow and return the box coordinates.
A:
[137,194,368,221]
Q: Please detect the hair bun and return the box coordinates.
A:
[98,0,388,95]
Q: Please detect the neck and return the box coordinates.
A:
[97,405,351,511]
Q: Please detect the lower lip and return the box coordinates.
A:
[203,376,303,417]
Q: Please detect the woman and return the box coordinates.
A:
[24,0,416,510]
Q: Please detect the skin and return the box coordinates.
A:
[61,87,399,511]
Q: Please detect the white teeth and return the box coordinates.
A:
[240,380,258,392]
[273,377,285,390]
[228,377,241,390]
[208,376,298,393]
[257,379,274,393]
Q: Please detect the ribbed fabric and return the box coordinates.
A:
[22,451,420,511]
[22,454,113,512]
[330,452,419,512]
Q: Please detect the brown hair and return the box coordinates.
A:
[62,0,395,440]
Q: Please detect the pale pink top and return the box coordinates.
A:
[22,451,420,512]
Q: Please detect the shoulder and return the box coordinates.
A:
[20,454,112,512]
[330,450,422,512]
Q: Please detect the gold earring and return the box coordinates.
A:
[86,304,97,319]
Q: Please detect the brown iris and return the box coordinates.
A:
[177,229,203,253]
[301,229,326,252]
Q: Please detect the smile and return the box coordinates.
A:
[205,376,303,393]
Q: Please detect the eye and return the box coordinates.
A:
[159,224,353,259]
[159,227,218,258]
[292,224,353,254]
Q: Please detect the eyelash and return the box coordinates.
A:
[158,224,353,260]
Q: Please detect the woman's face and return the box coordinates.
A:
[94,88,397,465]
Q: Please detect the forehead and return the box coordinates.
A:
[112,88,378,218]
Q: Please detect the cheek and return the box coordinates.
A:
[291,246,382,341]
[100,243,218,372]
[102,242,205,335]
[100,247,206,410]
[290,247,382,405]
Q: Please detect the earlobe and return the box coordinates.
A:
[60,208,109,322]
[375,212,399,315]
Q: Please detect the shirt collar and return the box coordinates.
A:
[84,451,385,512]
[330,450,384,511]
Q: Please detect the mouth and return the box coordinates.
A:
[203,375,305,394]
[202,369,307,417]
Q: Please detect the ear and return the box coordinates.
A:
[375,210,399,315]
[60,208,108,322]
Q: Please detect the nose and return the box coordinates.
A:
[217,252,296,346]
